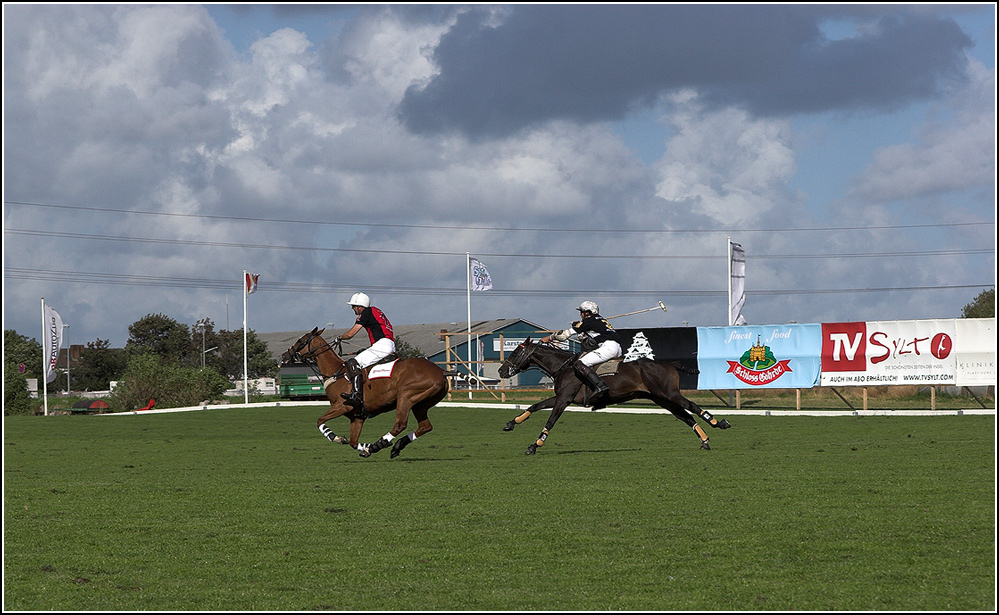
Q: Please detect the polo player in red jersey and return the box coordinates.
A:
[334,292,396,412]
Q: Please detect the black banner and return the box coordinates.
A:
[616,327,699,389]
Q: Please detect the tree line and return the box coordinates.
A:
[5,289,993,415]
[4,313,278,414]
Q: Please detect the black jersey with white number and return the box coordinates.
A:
[571,314,621,345]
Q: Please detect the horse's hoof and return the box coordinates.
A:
[525,444,537,455]
[358,445,372,458]
[368,438,390,454]
[700,440,711,450]
[503,420,517,431]
[716,419,731,429]
[390,440,406,459]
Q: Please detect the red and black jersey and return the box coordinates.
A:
[355,306,394,344]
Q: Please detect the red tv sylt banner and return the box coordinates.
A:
[820,320,957,386]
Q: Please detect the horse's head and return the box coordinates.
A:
[499,337,537,378]
[280,327,325,365]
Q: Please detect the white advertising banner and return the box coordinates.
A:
[42,303,64,384]
[954,318,996,387]
[820,319,958,386]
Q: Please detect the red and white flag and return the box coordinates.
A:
[245,272,260,295]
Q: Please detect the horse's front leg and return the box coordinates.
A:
[503,397,555,431]
[526,381,579,455]
[348,417,372,457]
[317,404,352,445]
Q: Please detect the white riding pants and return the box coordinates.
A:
[579,340,622,367]
[354,338,396,369]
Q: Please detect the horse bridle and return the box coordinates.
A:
[501,340,537,377]
[287,330,346,380]
[503,339,579,378]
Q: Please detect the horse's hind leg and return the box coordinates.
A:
[365,400,414,456]
[669,394,731,430]
[390,417,433,459]
[389,401,435,459]
[655,397,713,450]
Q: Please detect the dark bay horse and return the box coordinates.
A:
[281,327,449,458]
[498,337,731,454]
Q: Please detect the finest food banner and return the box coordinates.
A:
[695,324,822,389]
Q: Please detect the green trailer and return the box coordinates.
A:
[278,374,327,400]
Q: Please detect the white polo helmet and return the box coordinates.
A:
[577,300,599,314]
[348,292,370,308]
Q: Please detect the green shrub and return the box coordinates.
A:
[109,354,231,412]
[3,360,36,415]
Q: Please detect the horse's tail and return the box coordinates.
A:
[671,360,700,375]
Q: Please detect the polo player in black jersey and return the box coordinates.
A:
[542,300,622,403]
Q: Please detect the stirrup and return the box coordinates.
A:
[340,391,362,407]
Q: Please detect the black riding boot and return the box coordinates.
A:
[340,358,365,410]
[573,360,609,400]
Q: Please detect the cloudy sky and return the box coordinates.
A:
[3,4,995,350]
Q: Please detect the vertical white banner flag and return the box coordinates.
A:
[42,302,64,384]
[469,258,492,291]
[729,240,747,326]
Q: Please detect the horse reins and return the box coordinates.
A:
[293,332,347,382]
[505,341,578,378]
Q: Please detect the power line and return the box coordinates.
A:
[4,267,991,298]
[3,228,993,261]
[5,199,994,235]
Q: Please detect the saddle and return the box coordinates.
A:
[372,353,398,367]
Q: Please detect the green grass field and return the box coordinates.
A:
[4,406,995,611]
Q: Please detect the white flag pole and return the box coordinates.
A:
[243,270,249,405]
[466,253,473,400]
[41,298,48,416]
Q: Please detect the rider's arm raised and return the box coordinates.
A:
[542,327,574,344]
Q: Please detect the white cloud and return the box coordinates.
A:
[850,59,995,202]
[654,92,797,225]
[333,8,452,100]
[2,5,992,346]
[18,5,225,101]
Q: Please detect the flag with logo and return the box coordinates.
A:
[729,241,747,326]
[43,303,64,383]
[469,258,492,291]
[245,272,260,295]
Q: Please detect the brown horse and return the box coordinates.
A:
[498,337,731,454]
[281,327,449,458]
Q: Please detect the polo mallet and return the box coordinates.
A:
[604,301,667,320]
